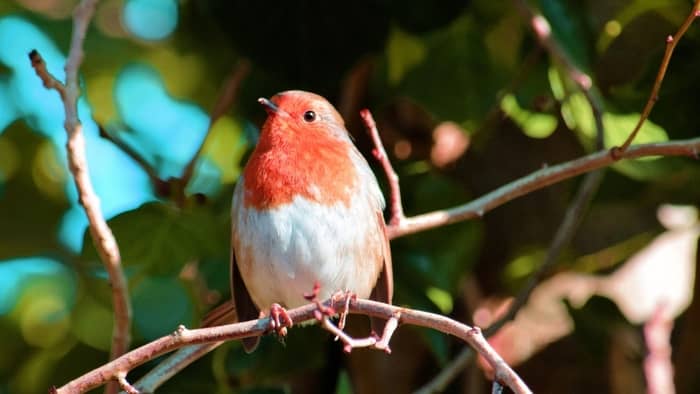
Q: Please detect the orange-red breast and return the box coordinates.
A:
[219,90,393,352]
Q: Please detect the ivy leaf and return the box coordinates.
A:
[81,202,228,276]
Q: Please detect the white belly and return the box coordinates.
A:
[232,183,385,309]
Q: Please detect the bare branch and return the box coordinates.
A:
[387,137,700,240]
[416,1,696,390]
[116,372,137,394]
[55,298,532,394]
[616,1,700,154]
[361,109,405,226]
[28,2,132,394]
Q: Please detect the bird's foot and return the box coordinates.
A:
[333,290,356,330]
[266,303,293,337]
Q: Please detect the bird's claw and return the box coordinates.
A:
[268,303,293,337]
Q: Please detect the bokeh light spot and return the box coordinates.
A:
[32,139,67,202]
[200,116,245,184]
[123,0,178,41]
[19,294,71,348]
[0,257,73,315]
[605,20,621,38]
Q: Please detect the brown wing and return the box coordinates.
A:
[200,250,261,353]
[369,211,393,334]
[231,250,262,352]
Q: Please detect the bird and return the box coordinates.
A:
[206,90,393,353]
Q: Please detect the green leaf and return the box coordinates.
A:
[387,26,427,85]
[596,0,683,53]
[602,113,668,147]
[539,0,591,71]
[132,276,194,340]
[501,94,558,139]
[426,286,453,314]
[70,295,113,351]
[82,202,228,275]
[561,91,673,180]
[560,92,669,148]
[387,14,507,126]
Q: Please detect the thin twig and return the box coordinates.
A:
[179,60,250,188]
[387,137,700,240]
[116,372,138,394]
[98,61,250,202]
[616,2,700,155]
[417,167,606,393]
[361,109,405,226]
[97,123,164,190]
[28,2,132,394]
[55,298,532,394]
[321,316,381,352]
[484,0,607,337]
[514,0,591,92]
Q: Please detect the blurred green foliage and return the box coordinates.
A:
[1,0,699,393]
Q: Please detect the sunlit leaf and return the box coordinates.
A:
[426,286,453,314]
[81,202,228,275]
[501,94,558,139]
[387,26,427,85]
[70,295,113,351]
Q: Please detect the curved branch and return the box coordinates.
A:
[616,1,700,153]
[387,137,700,240]
[54,298,532,394]
[28,2,132,394]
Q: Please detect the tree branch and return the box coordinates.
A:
[416,1,610,390]
[54,298,532,394]
[97,123,165,192]
[28,2,132,394]
[616,1,700,154]
[97,61,250,203]
[361,109,405,226]
[387,137,699,240]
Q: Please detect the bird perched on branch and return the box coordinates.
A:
[206,90,393,352]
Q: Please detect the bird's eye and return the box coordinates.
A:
[303,110,317,122]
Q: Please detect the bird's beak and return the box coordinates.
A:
[258,97,279,114]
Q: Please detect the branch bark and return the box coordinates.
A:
[54,298,532,394]
[616,1,700,154]
[28,2,132,394]
[387,137,699,240]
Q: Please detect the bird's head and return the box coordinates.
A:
[258,90,348,141]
